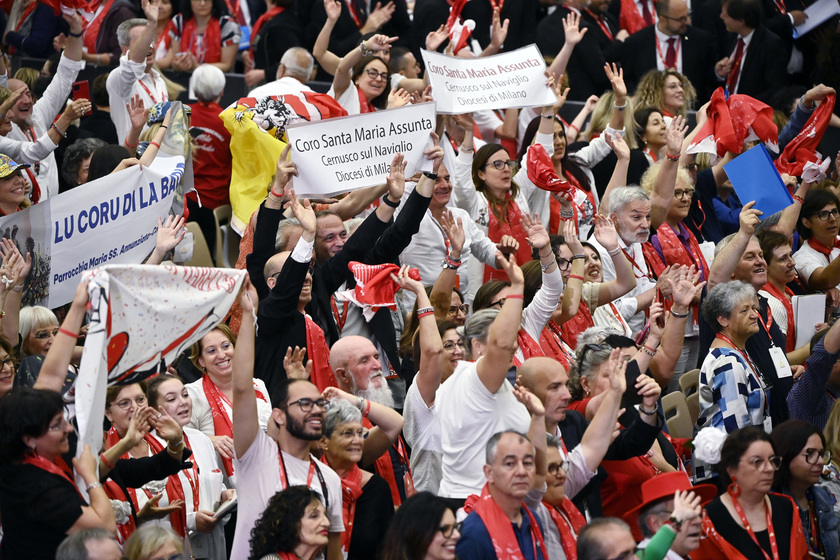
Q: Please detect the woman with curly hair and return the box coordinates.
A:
[249,486,330,560]
[633,69,697,120]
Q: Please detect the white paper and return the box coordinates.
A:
[793,0,840,38]
[793,294,825,348]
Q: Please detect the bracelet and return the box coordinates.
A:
[567,123,579,134]
[638,405,657,416]
[614,102,627,111]
[11,285,22,292]
[416,306,434,316]
[69,29,83,37]
[607,246,621,256]
[149,141,161,149]
[58,327,78,338]
[160,125,168,129]
[568,274,584,281]
[460,145,474,154]
[362,398,371,417]
[793,194,804,204]
[541,260,554,272]
[571,255,586,261]
[86,481,103,492]
[417,310,435,319]
[442,259,459,270]
[667,517,684,532]
[641,344,657,357]
[124,139,137,149]
[444,254,461,269]
[423,171,439,180]
[665,152,680,162]
[506,294,524,300]
[100,452,115,470]
[670,308,690,319]
[541,113,555,119]
[51,123,66,138]
[167,438,185,453]
[559,208,574,219]
[359,41,373,56]
[382,194,400,208]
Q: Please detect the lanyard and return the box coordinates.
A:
[654,34,680,69]
[622,247,651,280]
[715,333,771,416]
[278,448,330,508]
[585,9,614,40]
[730,493,780,560]
[138,75,160,105]
[756,308,775,343]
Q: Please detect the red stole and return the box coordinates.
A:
[181,16,222,63]
[513,329,547,368]
[357,86,375,114]
[464,483,548,560]
[761,282,796,352]
[103,426,159,542]
[146,433,199,537]
[806,237,840,260]
[560,301,594,350]
[484,195,531,283]
[544,498,587,560]
[322,457,363,552]
[202,375,268,476]
[361,416,413,506]
[249,6,284,57]
[22,452,83,499]
[303,313,338,391]
[83,0,116,52]
[539,321,572,371]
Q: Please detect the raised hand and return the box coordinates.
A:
[513,384,546,417]
[496,235,520,255]
[521,212,550,250]
[426,25,448,51]
[273,144,298,197]
[593,214,619,253]
[126,94,146,131]
[563,218,584,256]
[562,12,588,46]
[439,211,465,256]
[738,201,763,236]
[150,406,183,444]
[636,373,661,409]
[496,251,524,286]
[605,130,630,161]
[665,115,688,157]
[387,88,411,109]
[324,0,342,21]
[366,2,396,30]
[648,301,665,341]
[672,490,702,523]
[604,63,627,99]
[284,346,312,380]
[386,152,407,201]
[424,131,444,172]
[153,214,186,260]
[490,7,510,49]
[606,348,628,393]
[138,493,185,521]
[141,0,159,24]
[287,187,317,236]
[0,237,31,289]
[239,275,258,316]
[390,264,424,294]
[362,34,397,53]
[583,94,600,113]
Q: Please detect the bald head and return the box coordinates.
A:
[330,336,385,396]
[330,335,371,371]
[518,357,571,424]
[264,251,291,288]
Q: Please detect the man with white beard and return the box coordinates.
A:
[330,335,413,505]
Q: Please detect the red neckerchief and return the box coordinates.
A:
[560,300,594,350]
[357,86,376,114]
[655,33,680,69]
[806,237,840,260]
[22,451,83,499]
[484,194,531,283]
[584,8,614,40]
[202,375,239,476]
[618,0,648,35]
[322,457,363,552]
[104,426,159,542]
[463,483,548,560]
[361,416,413,506]
[729,491,780,560]
[539,321,573,371]
[249,6,285,57]
[544,498,586,560]
[83,0,116,52]
[512,329,547,368]
[643,146,658,162]
[181,16,222,64]
[643,221,709,319]
[304,313,339,391]
[607,302,631,334]
[146,432,199,537]
[761,282,795,352]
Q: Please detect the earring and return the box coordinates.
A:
[728,476,741,498]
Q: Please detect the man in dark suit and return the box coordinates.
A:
[714,0,788,103]
[620,0,718,99]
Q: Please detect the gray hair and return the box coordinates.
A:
[280,47,314,82]
[701,280,756,333]
[546,433,562,449]
[56,529,116,560]
[486,430,531,464]
[715,232,759,257]
[608,185,650,216]
[577,518,633,559]
[19,306,59,354]
[275,217,301,251]
[324,398,362,438]
[755,211,782,233]
[62,138,107,186]
[638,499,671,538]
[190,64,225,102]
[116,18,148,48]
[464,308,499,360]
[569,326,625,400]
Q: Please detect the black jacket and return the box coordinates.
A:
[721,25,789,103]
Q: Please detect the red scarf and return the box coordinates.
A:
[513,329,547,368]
[202,375,268,476]
[22,451,83,499]
[643,221,709,319]
[357,85,376,114]
[249,6,284,57]
[484,195,531,283]
[146,433,199,537]
[806,237,840,260]
[361,417,413,506]
[618,0,649,35]
[775,94,836,177]
[322,457,364,552]
[544,498,587,560]
[181,16,222,63]
[463,483,548,560]
[539,321,572,371]
[83,0,116,52]
[561,301,594,350]
[303,313,338,391]
[762,282,796,352]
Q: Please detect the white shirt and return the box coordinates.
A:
[794,238,840,287]
[590,235,654,335]
[248,76,314,98]
[230,431,344,560]
[8,53,83,200]
[654,26,684,74]
[328,83,362,115]
[436,359,531,498]
[403,381,442,494]
[106,56,169,146]
[513,265,565,364]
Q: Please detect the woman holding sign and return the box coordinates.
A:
[329,34,398,114]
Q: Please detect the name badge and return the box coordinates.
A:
[769,346,793,379]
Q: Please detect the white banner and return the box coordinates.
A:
[0,154,185,308]
[75,264,246,469]
[421,44,556,114]
[286,102,436,196]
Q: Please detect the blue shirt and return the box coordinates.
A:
[787,338,840,430]
[456,505,546,560]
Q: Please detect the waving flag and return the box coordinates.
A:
[775,94,836,177]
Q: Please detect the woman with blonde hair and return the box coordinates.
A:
[123,524,184,560]
[633,69,697,120]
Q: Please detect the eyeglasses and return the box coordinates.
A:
[286,398,328,412]
[802,448,831,465]
[815,209,840,221]
[443,340,465,351]
[489,298,506,308]
[439,521,463,538]
[34,327,60,340]
[483,159,517,171]
[741,455,782,471]
[661,11,692,22]
[364,68,389,82]
[449,304,470,315]
[0,356,14,369]
[556,258,572,271]
[110,395,148,410]
[336,428,366,440]
[674,189,695,199]
[547,460,569,476]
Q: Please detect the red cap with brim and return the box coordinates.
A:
[623,471,718,531]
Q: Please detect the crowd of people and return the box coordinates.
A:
[0,0,839,558]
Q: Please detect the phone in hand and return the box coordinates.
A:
[621,359,645,409]
[654,288,666,329]
[72,80,90,116]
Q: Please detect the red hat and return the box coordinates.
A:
[623,471,717,531]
